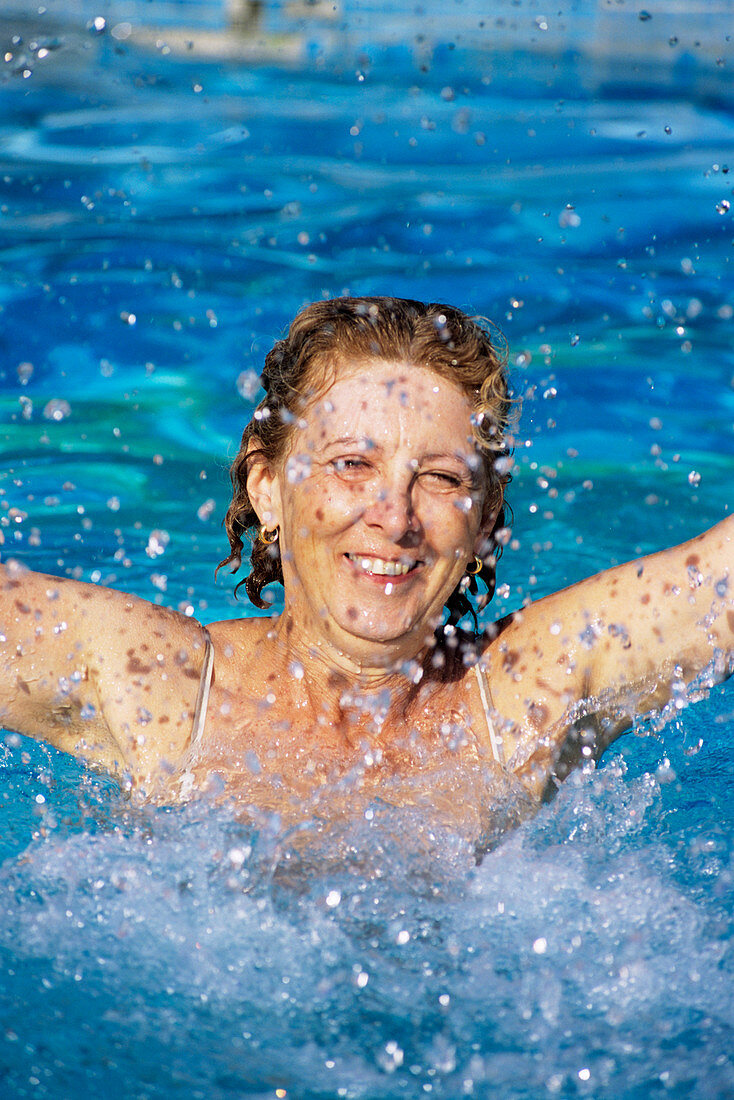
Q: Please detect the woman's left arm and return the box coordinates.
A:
[489,515,733,791]
[581,513,733,711]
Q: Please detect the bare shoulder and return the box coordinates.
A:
[204,614,278,687]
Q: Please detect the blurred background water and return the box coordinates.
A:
[0,1,733,1097]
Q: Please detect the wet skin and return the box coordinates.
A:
[247,360,488,667]
[0,358,732,825]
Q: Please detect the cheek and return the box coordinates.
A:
[420,495,480,539]
[294,480,363,534]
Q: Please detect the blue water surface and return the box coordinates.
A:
[0,1,733,1096]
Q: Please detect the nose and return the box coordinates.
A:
[363,473,419,542]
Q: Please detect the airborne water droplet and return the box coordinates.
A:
[43,398,71,422]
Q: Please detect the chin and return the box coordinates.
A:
[336,606,437,650]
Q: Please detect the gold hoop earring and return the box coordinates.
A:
[259,524,279,545]
[468,555,482,575]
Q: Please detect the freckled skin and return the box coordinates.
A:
[126,650,152,675]
[0,568,209,796]
[0,363,732,821]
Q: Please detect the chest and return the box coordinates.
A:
[182,676,494,807]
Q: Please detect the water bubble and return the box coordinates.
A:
[227,846,250,868]
[378,1040,404,1073]
[715,200,730,216]
[570,334,580,346]
[43,398,71,422]
[687,470,701,487]
[286,454,312,484]
[244,750,261,775]
[87,16,106,33]
[687,563,703,589]
[559,205,580,228]
[638,10,652,20]
[325,889,341,908]
[16,361,33,384]
[196,498,216,522]
[145,529,170,558]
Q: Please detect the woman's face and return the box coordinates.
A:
[255,359,488,664]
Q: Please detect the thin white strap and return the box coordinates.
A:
[190,629,214,747]
[473,662,504,767]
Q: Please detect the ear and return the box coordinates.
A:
[245,439,283,530]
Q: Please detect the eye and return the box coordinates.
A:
[331,457,370,475]
[418,470,464,490]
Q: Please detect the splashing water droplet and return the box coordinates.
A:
[146,529,170,558]
[286,454,312,484]
[43,399,71,422]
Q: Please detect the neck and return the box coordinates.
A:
[271,612,434,732]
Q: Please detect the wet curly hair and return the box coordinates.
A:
[219,295,513,627]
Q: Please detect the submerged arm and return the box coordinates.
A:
[0,558,210,793]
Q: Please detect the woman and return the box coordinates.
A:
[1,297,732,842]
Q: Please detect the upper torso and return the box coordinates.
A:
[152,614,564,842]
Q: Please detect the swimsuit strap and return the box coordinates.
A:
[190,627,214,747]
[473,662,505,767]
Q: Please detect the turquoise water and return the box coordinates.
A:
[1,1,733,1096]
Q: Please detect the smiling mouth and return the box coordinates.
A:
[345,553,418,577]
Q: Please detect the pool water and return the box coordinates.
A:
[1,1,733,1096]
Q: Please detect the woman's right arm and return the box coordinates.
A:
[0,558,210,793]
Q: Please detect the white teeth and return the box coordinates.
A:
[347,554,414,576]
